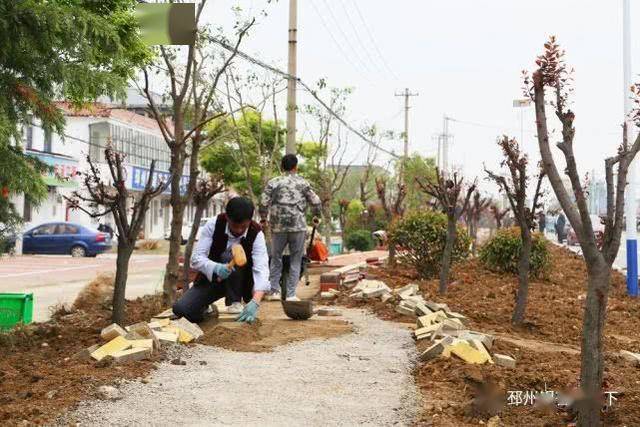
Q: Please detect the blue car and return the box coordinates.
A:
[22,222,112,257]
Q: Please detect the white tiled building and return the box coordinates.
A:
[12,102,225,242]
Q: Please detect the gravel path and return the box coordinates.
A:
[67,309,420,426]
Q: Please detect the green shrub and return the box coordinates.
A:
[389,210,471,279]
[479,227,550,277]
[344,229,375,251]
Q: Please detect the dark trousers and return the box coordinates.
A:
[172,268,252,323]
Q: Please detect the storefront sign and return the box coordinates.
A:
[29,151,79,188]
[130,166,189,195]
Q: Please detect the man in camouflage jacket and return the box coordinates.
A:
[260,154,321,300]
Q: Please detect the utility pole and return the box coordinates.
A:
[394,88,418,184]
[623,0,638,297]
[286,0,298,155]
[438,115,453,175]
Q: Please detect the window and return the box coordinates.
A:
[25,116,33,150]
[23,198,32,222]
[58,225,79,235]
[32,224,55,236]
[44,128,52,153]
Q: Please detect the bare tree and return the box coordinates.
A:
[417,169,475,294]
[465,190,491,255]
[490,204,509,230]
[303,87,354,248]
[182,174,225,286]
[66,148,166,324]
[359,127,381,205]
[375,175,407,265]
[525,36,640,424]
[141,5,254,304]
[485,136,545,325]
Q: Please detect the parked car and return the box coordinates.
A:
[567,214,605,247]
[22,222,112,257]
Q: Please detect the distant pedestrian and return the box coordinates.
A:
[98,223,114,239]
[555,213,566,243]
[538,212,546,233]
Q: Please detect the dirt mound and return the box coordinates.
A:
[0,289,167,425]
[73,273,114,311]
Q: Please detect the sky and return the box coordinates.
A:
[201,0,640,195]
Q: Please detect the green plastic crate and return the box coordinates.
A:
[329,242,342,255]
[0,293,34,330]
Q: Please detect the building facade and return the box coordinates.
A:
[12,102,225,244]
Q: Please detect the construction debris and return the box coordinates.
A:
[317,307,342,317]
[100,323,127,342]
[97,385,122,401]
[336,262,501,367]
[620,350,640,365]
[85,312,205,367]
[112,347,153,364]
[492,353,516,368]
[320,291,337,299]
[450,340,493,364]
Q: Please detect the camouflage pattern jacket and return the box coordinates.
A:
[260,173,321,233]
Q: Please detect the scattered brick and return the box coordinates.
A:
[91,336,132,361]
[100,323,127,342]
[450,341,493,364]
[112,347,152,364]
[492,353,516,368]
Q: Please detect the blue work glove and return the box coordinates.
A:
[236,300,260,323]
[212,262,233,281]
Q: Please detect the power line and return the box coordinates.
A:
[350,0,400,81]
[308,0,368,78]
[317,0,374,75]
[338,1,385,75]
[210,35,401,159]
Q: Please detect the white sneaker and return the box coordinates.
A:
[227,302,244,314]
[265,292,282,301]
[286,296,300,302]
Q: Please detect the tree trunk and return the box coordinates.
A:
[470,220,479,256]
[182,201,206,286]
[512,226,532,324]
[163,202,185,305]
[439,217,457,294]
[322,204,332,250]
[112,240,133,325]
[577,258,611,426]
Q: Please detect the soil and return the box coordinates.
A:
[198,297,353,353]
[334,245,640,426]
[0,277,166,426]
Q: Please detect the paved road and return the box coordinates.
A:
[0,253,167,322]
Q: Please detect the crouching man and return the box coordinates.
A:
[172,197,268,323]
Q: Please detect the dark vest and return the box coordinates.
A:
[193,213,261,286]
